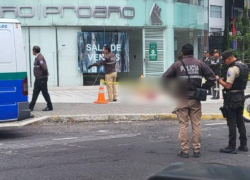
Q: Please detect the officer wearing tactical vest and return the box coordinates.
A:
[29,46,53,111]
[217,50,248,154]
[88,46,117,102]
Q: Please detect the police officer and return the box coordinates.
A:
[88,46,117,102]
[162,44,215,158]
[210,49,222,99]
[202,51,213,95]
[217,50,248,154]
[29,46,53,111]
[202,51,212,67]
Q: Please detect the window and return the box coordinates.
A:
[175,0,206,6]
[176,0,198,5]
[0,30,15,64]
[210,5,222,18]
[198,0,204,6]
[234,8,243,18]
[210,28,222,36]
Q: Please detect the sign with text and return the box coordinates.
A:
[149,42,157,61]
[78,32,129,73]
[0,5,135,20]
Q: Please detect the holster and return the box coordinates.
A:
[223,90,245,109]
[222,90,229,100]
[220,106,228,118]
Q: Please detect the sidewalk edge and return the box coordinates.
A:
[0,114,225,127]
[28,113,224,126]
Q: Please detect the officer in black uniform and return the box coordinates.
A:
[217,50,248,154]
[202,51,213,95]
[210,50,222,99]
[202,51,212,67]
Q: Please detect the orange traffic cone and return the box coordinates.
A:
[94,80,108,104]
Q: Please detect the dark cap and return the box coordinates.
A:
[222,50,234,61]
[213,49,220,54]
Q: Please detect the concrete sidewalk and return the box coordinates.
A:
[23,86,250,124]
[28,86,226,117]
[29,86,230,104]
[29,85,250,104]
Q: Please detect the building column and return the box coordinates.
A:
[193,30,198,59]
[164,0,175,71]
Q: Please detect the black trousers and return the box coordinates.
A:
[227,107,247,148]
[29,77,53,110]
[212,80,220,98]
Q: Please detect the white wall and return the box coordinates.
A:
[209,0,225,34]
[29,27,58,87]
[22,27,82,87]
[57,27,82,86]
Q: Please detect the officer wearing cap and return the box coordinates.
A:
[217,50,249,154]
[202,51,212,67]
[210,49,222,99]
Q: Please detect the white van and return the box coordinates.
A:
[0,19,31,121]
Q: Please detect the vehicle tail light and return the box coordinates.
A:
[23,77,28,96]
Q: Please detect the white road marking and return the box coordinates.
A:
[53,137,79,141]
[0,134,140,151]
[98,130,109,133]
[205,123,227,126]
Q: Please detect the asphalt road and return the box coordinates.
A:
[0,120,250,180]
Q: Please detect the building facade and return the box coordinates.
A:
[0,0,209,87]
[225,0,245,23]
[208,0,225,53]
[209,0,225,36]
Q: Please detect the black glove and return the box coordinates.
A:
[88,65,93,69]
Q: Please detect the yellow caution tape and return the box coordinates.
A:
[100,80,118,85]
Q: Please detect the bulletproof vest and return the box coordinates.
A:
[230,61,249,90]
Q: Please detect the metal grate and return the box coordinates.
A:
[143,28,165,77]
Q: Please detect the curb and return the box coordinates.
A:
[28,113,225,126]
[0,114,225,127]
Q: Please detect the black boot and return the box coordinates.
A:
[42,107,53,111]
[193,152,201,158]
[211,97,218,100]
[238,145,248,152]
[178,150,189,158]
[220,147,237,154]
